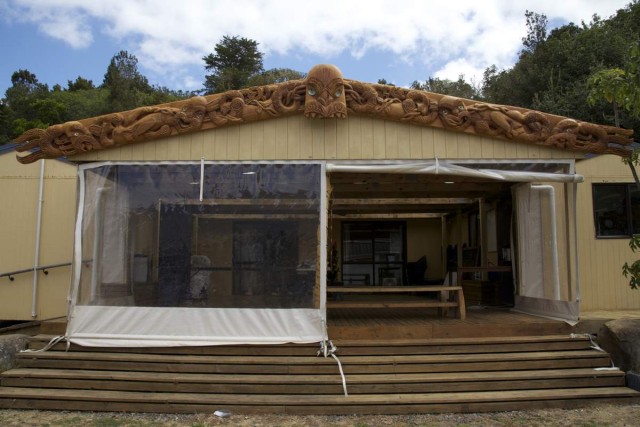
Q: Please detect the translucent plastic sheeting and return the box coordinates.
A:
[513,184,578,322]
[326,161,584,183]
[515,184,545,300]
[69,162,326,347]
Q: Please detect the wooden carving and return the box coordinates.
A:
[304,64,347,119]
[14,64,633,163]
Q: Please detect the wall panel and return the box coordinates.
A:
[70,115,580,163]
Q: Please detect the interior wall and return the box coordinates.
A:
[406,219,443,280]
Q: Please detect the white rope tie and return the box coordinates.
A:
[571,333,618,369]
[21,335,66,353]
[318,340,349,396]
[570,333,605,352]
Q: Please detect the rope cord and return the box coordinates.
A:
[21,335,66,353]
[318,340,349,396]
[571,333,617,368]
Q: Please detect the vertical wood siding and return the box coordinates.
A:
[71,115,579,162]
[575,155,640,311]
[0,156,77,320]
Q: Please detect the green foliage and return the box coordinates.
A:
[522,10,548,53]
[203,35,264,94]
[411,75,481,100]
[0,102,13,144]
[67,76,95,91]
[482,3,640,134]
[587,41,640,128]
[0,51,190,145]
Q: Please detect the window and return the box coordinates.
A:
[341,221,406,285]
[592,184,640,238]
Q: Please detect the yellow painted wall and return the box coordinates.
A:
[576,155,640,311]
[71,115,580,162]
[406,219,444,280]
[0,154,77,320]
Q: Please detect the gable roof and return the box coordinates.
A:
[11,64,634,164]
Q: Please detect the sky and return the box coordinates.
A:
[0,0,633,96]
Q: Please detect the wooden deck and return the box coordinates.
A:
[327,307,573,340]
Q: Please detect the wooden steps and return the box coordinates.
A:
[1,335,638,414]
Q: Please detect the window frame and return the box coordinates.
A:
[592,183,640,239]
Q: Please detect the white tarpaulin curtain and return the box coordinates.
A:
[68,162,327,347]
[513,183,579,323]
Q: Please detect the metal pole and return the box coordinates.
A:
[31,160,45,318]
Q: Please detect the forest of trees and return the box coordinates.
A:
[1,2,639,145]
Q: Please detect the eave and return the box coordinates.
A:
[12,64,634,164]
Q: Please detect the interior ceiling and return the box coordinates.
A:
[329,172,512,216]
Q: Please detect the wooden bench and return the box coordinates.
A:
[326,285,466,320]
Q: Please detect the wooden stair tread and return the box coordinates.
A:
[30,334,590,345]
[3,367,624,384]
[0,386,637,405]
[18,350,609,365]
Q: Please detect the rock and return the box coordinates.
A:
[0,334,29,372]
[597,319,640,372]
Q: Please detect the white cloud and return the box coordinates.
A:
[2,0,631,88]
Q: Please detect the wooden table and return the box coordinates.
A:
[326,285,466,320]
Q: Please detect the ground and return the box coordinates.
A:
[1,403,640,427]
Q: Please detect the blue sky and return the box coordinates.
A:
[0,0,632,96]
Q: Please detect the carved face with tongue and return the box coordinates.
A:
[304,64,347,119]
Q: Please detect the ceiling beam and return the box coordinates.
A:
[333,197,475,205]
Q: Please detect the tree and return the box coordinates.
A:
[102,50,152,112]
[411,75,481,99]
[67,76,95,91]
[522,10,548,53]
[0,102,13,145]
[481,3,640,136]
[246,68,305,86]
[2,69,51,143]
[202,36,264,94]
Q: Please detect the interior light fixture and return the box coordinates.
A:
[242,171,257,175]
[445,181,455,184]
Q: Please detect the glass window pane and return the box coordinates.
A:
[593,185,629,237]
[630,185,640,235]
[374,224,403,263]
[343,223,373,263]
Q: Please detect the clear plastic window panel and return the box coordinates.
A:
[78,163,321,309]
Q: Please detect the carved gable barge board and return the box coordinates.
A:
[12,64,633,164]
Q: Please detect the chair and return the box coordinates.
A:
[406,256,427,285]
[189,255,211,300]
